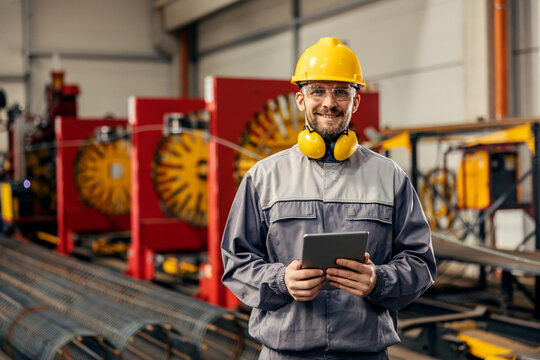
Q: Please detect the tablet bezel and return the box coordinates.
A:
[301,231,369,290]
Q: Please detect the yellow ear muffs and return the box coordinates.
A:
[298,127,358,161]
[333,129,358,161]
[298,127,326,159]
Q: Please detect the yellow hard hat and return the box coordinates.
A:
[291,37,365,88]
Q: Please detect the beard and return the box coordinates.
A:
[306,106,350,140]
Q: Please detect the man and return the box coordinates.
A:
[221,37,436,360]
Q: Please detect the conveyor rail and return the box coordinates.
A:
[432,232,540,276]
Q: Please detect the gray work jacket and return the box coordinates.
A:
[221,145,436,352]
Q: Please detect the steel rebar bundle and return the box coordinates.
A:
[0,283,107,360]
[0,236,261,360]
[0,253,175,360]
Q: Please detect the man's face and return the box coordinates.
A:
[295,82,361,139]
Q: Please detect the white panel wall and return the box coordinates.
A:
[299,0,353,17]
[26,0,174,117]
[198,0,291,52]
[197,0,471,128]
[515,0,540,117]
[198,32,293,91]
[300,0,465,127]
[29,0,155,53]
[464,0,489,122]
[30,58,172,118]
[0,0,24,74]
[0,0,25,152]
[0,0,25,107]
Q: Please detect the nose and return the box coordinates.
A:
[321,90,337,107]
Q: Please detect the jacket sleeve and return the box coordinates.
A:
[221,174,293,311]
[367,175,436,311]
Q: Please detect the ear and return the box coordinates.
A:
[352,93,361,113]
[295,91,306,112]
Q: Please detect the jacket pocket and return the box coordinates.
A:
[346,203,393,224]
[344,203,393,263]
[269,201,316,223]
[266,201,318,263]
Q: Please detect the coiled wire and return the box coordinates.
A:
[0,236,261,359]
[0,284,106,360]
[0,242,177,360]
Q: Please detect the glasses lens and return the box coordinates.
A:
[304,85,353,101]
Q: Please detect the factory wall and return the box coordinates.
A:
[0,0,176,121]
[197,0,491,130]
[514,0,540,117]
[0,0,25,113]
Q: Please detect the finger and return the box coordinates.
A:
[290,268,324,281]
[335,258,369,273]
[327,274,369,290]
[291,276,325,290]
[288,260,302,270]
[299,268,324,278]
[288,275,325,290]
[291,287,321,298]
[326,267,359,279]
[366,258,375,266]
[292,283,324,299]
[364,252,370,264]
[335,258,363,271]
[326,272,370,286]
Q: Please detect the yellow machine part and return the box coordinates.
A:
[152,95,304,226]
[457,333,515,360]
[381,131,411,152]
[457,150,490,209]
[36,231,59,245]
[235,93,305,184]
[153,129,208,227]
[444,321,540,360]
[74,138,131,216]
[91,237,128,256]
[465,124,534,155]
[419,168,456,230]
[162,257,199,276]
[1,182,17,222]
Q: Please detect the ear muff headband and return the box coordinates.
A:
[297,126,358,161]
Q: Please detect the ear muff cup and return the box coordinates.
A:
[298,128,326,159]
[298,127,358,161]
[334,130,358,161]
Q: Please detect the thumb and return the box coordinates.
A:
[364,252,370,264]
[289,260,302,270]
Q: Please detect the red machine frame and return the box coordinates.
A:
[55,117,130,254]
[203,77,379,308]
[127,97,207,280]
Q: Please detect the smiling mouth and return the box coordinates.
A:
[317,113,342,120]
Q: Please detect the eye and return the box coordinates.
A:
[310,88,325,95]
[334,88,350,97]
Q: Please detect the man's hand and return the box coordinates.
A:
[284,260,325,301]
[325,252,377,297]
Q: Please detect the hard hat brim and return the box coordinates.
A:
[291,75,366,88]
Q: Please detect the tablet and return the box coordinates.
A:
[301,231,369,290]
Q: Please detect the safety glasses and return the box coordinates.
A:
[302,84,356,101]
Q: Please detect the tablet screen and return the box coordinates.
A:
[301,231,369,290]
